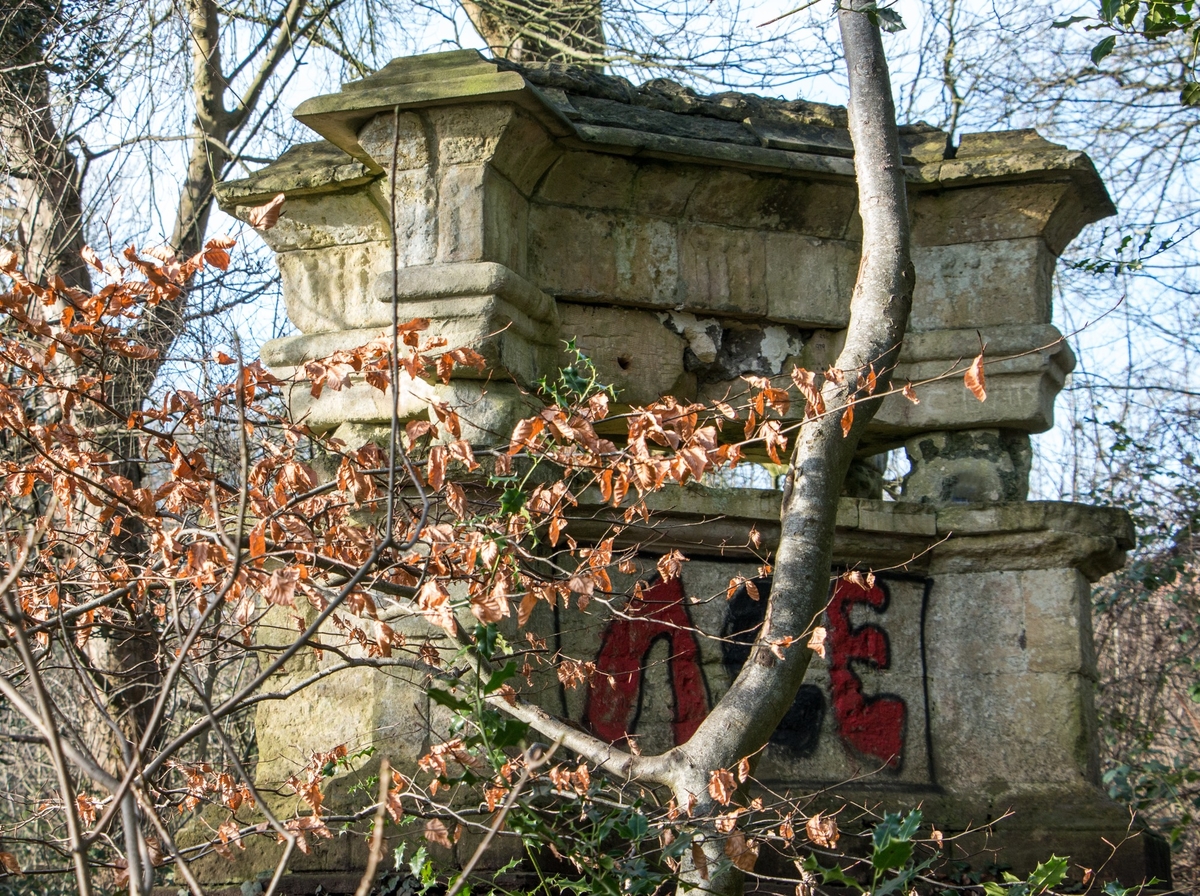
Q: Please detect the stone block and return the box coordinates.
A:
[358,111,430,171]
[382,261,560,331]
[684,169,857,238]
[429,103,515,166]
[558,303,693,404]
[436,164,496,263]
[528,205,680,307]
[613,214,679,305]
[245,187,389,253]
[923,569,1100,791]
[483,168,530,274]
[632,161,702,217]
[528,204,619,299]
[388,168,439,266]
[911,182,1072,247]
[1022,568,1097,676]
[764,234,857,327]
[902,429,1032,503]
[910,238,1055,331]
[872,326,1075,440]
[286,373,536,445]
[682,169,781,228]
[677,223,768,317]
[536,151,639,210]
[276,241,392,333]
[488,109,562,196]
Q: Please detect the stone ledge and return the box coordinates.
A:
[284,49,1113,225]
[375,261,561,330]
[566,487,1134,579]
[214,141,373,206]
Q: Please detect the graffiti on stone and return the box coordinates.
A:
[581,566,933,786]
[826,578,906,769]
[583,575,709,745]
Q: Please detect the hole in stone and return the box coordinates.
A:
[617,355,631,370]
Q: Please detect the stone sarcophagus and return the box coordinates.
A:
[212,50,1167,889]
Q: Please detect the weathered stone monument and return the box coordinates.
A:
[211,49,1168,890]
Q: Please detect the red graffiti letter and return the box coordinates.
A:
[827,579,905,769]
[584,576,708,745]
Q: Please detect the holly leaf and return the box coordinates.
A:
[1027,855,1069,893]
[1091,35,1117,64]
[874,6,906,31]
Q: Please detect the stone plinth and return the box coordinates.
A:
[205,49,1169,892]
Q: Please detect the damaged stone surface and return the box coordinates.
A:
[902,428,1033,503]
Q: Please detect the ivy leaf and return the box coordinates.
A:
[1181,81,1200,105]
[1091,34,1117,63]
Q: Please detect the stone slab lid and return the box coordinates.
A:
[291,50,1113,225]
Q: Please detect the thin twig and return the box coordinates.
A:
[445,740,561,896]
[354,758,392,896]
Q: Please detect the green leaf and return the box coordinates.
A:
[428,687,471,712]
[816,863,866,891]
[1027,855,1069,893]
[1181,81,1200,104]
[875,6,905,31]
[1118,0,1140,25]
[981,884,1007,896]
[484,661,518,694]
[499,486,525,516]
[872,839,913,872]
[622,812,649,839]
[474,622,499,659]
[1053,15,1090,26]
[1103,882,1137,896]
[490,717,529,747]
[1091,34,1117,63]
[895,809,922,840]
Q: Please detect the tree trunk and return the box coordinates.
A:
[461,0,604,66]
[664,3,914,892]
[0,3,92,293]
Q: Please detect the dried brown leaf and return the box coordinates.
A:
[805,811,839,848]
[265,567,299,608]
[965,352,987,402]
[806,625,827,659]
[424,819,453,849]
[708,768,736,805]
[724,830,759,872]
[247,193,286,230]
